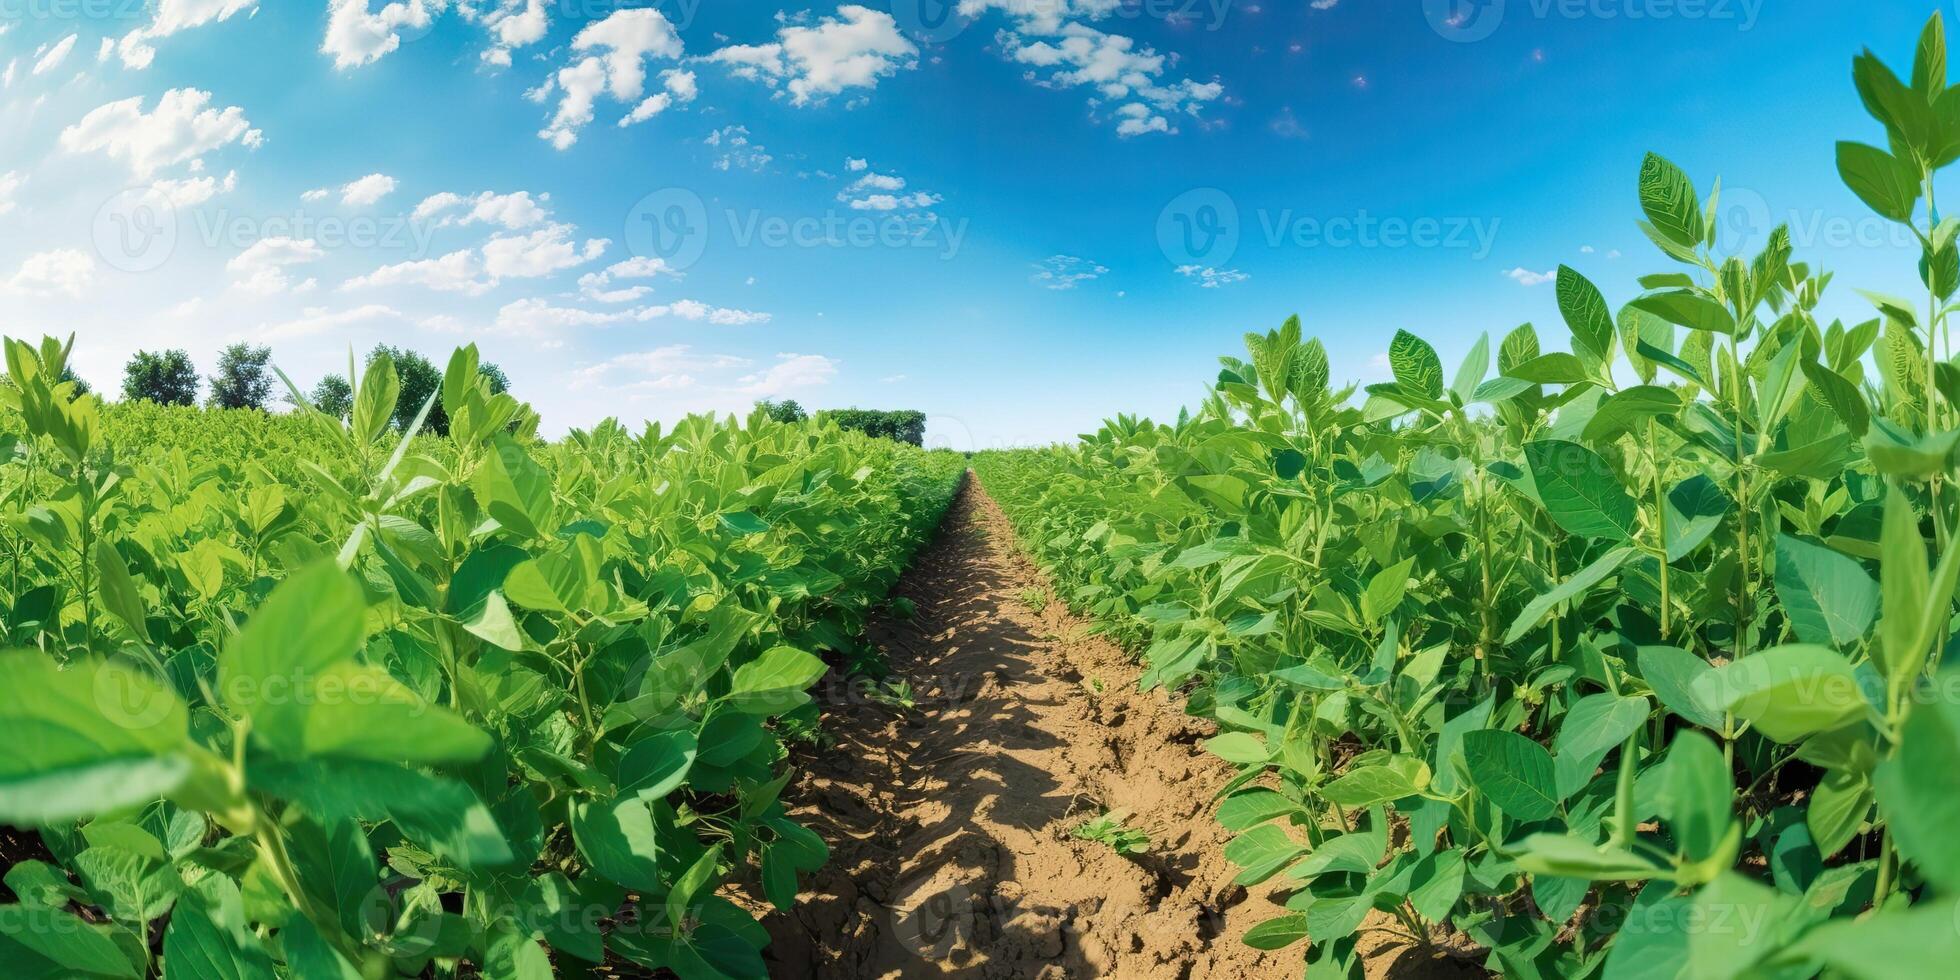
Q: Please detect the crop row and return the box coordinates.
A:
[0,337,965,978]
[973,15,1960,979]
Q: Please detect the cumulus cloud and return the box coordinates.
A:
[9,249,97,297]
[708,5,917,106]
[342,222,606,294]
[322,0,444,69]
[1031,254,1107,290]
[151,169,238,206]
[533,9,685,149]
[834,163,942,212]
[1505,267,1555,286]
[412,190,550,229]
[228,237,324,294]
[465,0,548,67]
[343,250,493,295]
[739,353,838,395]
[60,89,262,178]
[118,0,259,70]
[340,173,398,206]
[578,255,679,302]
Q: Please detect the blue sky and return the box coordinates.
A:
[0,1,1942,446]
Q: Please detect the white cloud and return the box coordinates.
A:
[481,223,608,279]
[2,60,16,90]
[60,89,262,178]
[496,297,639,340]
[845,157,868,171]
[578,254,678,302]
[659,299,771,325]
[708,5,917,106]
[1505,267,1555,286]
[739,353,838,395]
[622,69,698,126]
[413,189,550,229]
[260,304,405,340]
[982,9,1224,136]
[467,0,548,67]
[1174,264,1248,288]
[151,169,238,206]
[9,249,96,298]
[1031,254,1107,290]
[118,0,259,70]
[33,34,78,76]
[706,125,771,172]
[834,164,941,212]
[228,237,325,294]
[881,373,907,383]
[343,250,493,295]
[536,9,685,149]
[578,345,751,383]
[851,171,906,192]
[323,0,444,70]
[0,172,22,217]
[340,173,397,206]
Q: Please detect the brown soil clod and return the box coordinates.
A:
[758,479,1298,979]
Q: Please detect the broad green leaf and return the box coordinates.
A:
[0,653,191,824]
[1557,265,1615,366]
[1449,332,1490,402]
[617,730,698,803]
[1205,732,1271,765]
[1321,755,1430,807]
[1877,666,1960,893]
[1462,730,1558,822]
[726,646,826,714]
[1217,789,1301,832]
[1878,486,1937,680]
[1524,440,1638,540]
[1628,290,1738,335]
[474,435,556,540]
[1773,534,1879,648]
[1389,329,1444,400]
[219,562,367,718]
[252,759,513,869]
[1638,153,1704,251]
[1693,645,1865,743]
[571,796,667,893]
[1653,731,1732,862]
[1552,694,1649,800]
[1836,140,1921,222]
[1636,646,1723,730]
[0,904,141,978]
[1788,899,1960,980]
[1241,913,1309,950]
[1224,824,1305,885]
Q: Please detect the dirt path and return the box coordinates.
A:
[759,477,1297,979]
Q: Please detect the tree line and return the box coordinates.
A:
[756,400,927,446]
[113,344,510,436]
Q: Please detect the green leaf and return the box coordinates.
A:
[726,646,826,714]
[1628,290,1738,335]
[1774,535,1880,648]
[1837,140,1921,223]
[161,880,274,980]
[0,653,191,825]
[1241,913,1309,950]
[1693,645,1865,743]
[254,662,491,765]
[0,904,142,978]
[219,562,367,718]
[1506,353,1589,385]
[1556,266,1615,366]
[1360,556,1414,625]
[1205,732,1271,765]
[1552,694,1649,800]
[1801,359,1872,437]
[1224,824,1305,885]
[474,435,556,540]
[1449,332,1489,402]
[1636,646,1723,730]
[353,351,400,445]
[617,730,698,803]
[1877,666,1960,893]
[1663,475,1729,560]
[92,541,151,644]
[1879,486,1934,680]
[1581,386,1680,445]
[718,511,773,536]
[252,759,512,869]
[1524,441,1638,540]
[571,796,667,893]
[1217,789,1301,832]
[1321,756,1430,808]
[1638,153,1704,251]
[1389,330,1444,400]
[1600,887,1691,980]
[1505,546,1635,644]
[1653,731,1732,862]
[1788,898,1960,980]
[665,843,723,940]
[1511,833,1662,881]
[1462,730,1558,822]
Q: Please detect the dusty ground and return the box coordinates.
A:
[758,479,1299,979]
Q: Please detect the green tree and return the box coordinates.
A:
[207,343,272,410]
[820,409,927,446]
[309,374,353,420]
[121,349,199,405]
[757,399,808,423]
